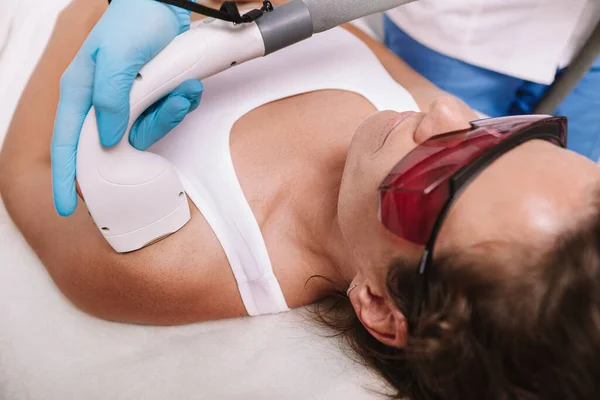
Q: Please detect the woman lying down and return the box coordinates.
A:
[1,1,600,399]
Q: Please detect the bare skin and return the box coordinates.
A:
[1,0,598,346]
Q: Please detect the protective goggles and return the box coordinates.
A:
[378,115,568,324]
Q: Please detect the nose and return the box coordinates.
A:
[414,96,479,144]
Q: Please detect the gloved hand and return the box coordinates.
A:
[129,79,203,151]
[51,0,203,217]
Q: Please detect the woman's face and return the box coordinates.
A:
[337,96,600,286]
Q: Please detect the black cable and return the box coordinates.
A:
[107,0,273,24]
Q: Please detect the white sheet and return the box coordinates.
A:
[0,1,387,398]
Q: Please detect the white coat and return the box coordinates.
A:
[387,0,600,84]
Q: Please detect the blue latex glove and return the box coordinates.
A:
[51,0,203,216]
[129,79,203,151]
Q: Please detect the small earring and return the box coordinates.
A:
[346,283,358,297]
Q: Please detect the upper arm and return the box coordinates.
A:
[1,162,246,325]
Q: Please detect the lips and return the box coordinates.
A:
[379,111,417,148]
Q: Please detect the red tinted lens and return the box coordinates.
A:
[378,116,566,244]
[379,170,451,245]
[379,133,499,244]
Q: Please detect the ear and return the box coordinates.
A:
[350,284,408,348]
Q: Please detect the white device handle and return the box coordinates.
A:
[77,20,266,253]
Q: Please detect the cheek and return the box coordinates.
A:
[338,112,423,244]
[339,116,400,214]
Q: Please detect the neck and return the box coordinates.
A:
[295,150,359,292]
[304,186,422,293]
[319,216,360,286]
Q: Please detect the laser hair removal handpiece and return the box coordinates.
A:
[76,0,416,253]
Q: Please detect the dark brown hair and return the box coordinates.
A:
[315,204,600,400]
